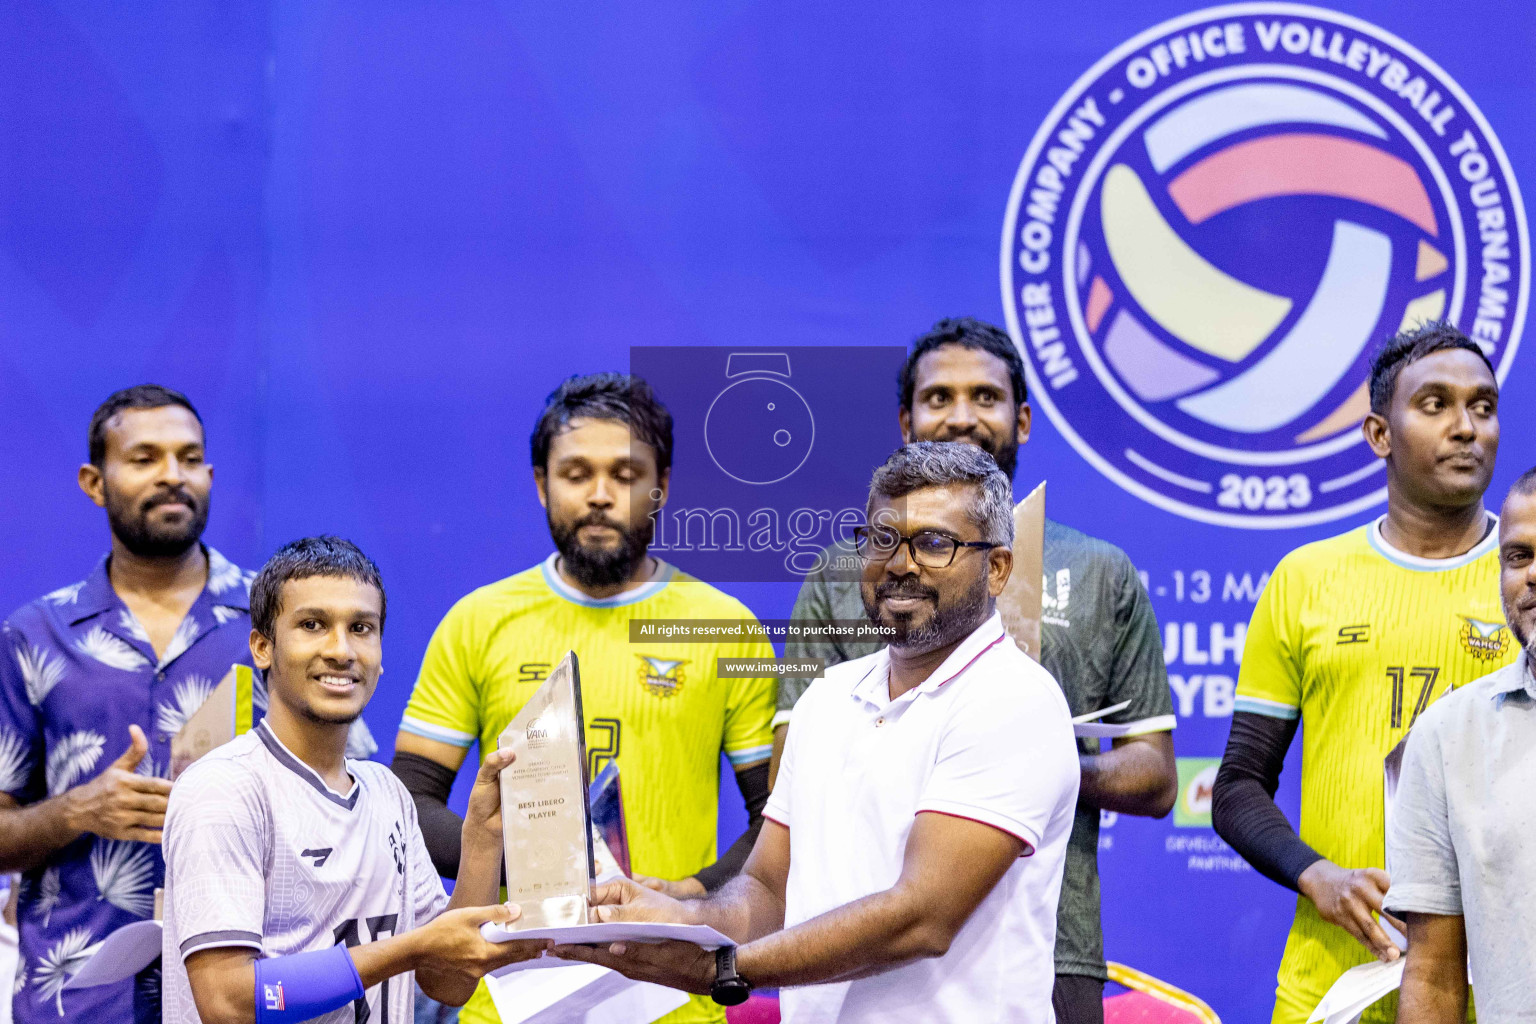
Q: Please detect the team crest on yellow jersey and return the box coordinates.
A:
[637,655,688,698]
[1460,617,1511,661]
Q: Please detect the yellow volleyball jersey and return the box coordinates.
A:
[1236,517,1512,1024]
[402,555,776,1024]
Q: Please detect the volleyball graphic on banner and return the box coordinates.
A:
[1002,3,1529,527]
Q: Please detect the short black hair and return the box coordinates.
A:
[530,373,674,475]
[898,318,1028,413]
[1368,320,1495,414]
[249,536,386,639]
[89,384,203,467]
[1509,465,1536,500]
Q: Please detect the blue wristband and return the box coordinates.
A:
[254,944,365,1023]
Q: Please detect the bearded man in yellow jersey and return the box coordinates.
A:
[390,373,776,1024]
[1212,321,1513,1024]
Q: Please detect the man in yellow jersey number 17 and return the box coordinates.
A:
[1212,321,1512,1024]
[390,373,777,1024]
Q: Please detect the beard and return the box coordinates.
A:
[980,433,1018,479]
[1502,590,1536,653]
[862,568,991,655]
[549,508,654,589]
[924,428,1017,478]
[105,484,208,558]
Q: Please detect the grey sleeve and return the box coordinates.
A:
[778,563,840,715]
[165,763,269,957]
[1106,554,1175,728]
[1383,718,1461,917]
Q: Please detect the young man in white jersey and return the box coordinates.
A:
[162,537,548,1024]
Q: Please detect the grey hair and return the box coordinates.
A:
[867,442,1014,547]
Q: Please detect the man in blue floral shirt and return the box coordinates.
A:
[0,385,260,1023]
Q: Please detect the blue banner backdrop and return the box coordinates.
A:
[0,2,1531,1019]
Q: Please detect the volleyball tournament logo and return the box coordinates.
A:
[1002,4,1528,527]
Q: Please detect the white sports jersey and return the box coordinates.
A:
[162,720,448,1024]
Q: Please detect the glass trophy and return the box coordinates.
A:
[169,664,256,781]
[498,651,597,929]
[1383,735,1407,848]
[996,482,1045,662]
[588,760,631,882]
[158,663,257,919]
[1379,736,1410,951]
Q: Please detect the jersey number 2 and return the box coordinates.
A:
[588,718,621,778]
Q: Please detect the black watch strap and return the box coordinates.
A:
[710,945,752,1006]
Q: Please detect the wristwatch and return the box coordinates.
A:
[710,945,752,1006]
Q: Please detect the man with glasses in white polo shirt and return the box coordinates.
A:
[552,442,1079,1024]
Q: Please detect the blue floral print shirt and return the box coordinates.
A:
[0,548,257,1023]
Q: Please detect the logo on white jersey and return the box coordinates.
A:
[388,821,406,879]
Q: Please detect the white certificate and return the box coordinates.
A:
[63,919,162,990]
[485,961,689,1024]
[480,920,734,948]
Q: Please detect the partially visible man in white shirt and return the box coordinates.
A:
[1386,467,1536,1022]
[551,442,1079,1023]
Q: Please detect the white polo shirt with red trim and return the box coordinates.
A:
[763,610,1079,1023]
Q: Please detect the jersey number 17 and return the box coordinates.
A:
[1386,666,1440,729]
[333,914,399,1023]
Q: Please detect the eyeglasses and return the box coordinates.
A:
[851,525,999,568]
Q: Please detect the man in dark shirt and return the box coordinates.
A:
[773,318,1177,1024]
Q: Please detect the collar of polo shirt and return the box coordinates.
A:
[1490,652,1536,702]
[850,611,1009,707]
